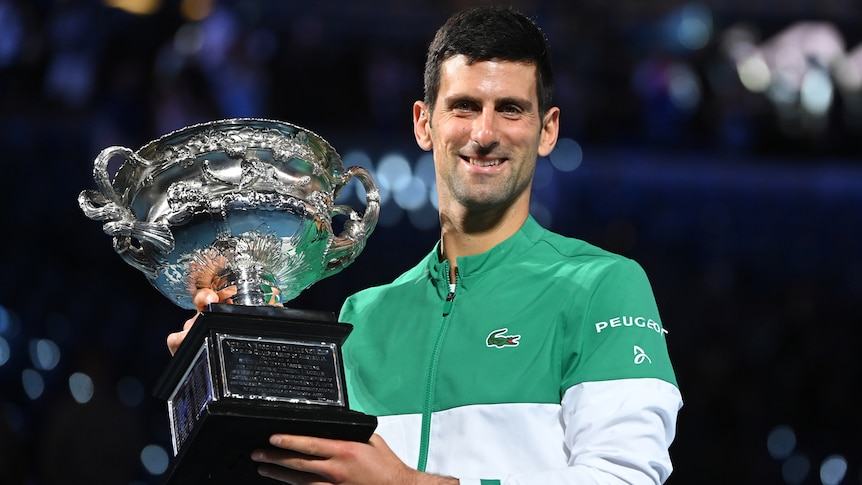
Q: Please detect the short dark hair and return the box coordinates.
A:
[423,6,555,116]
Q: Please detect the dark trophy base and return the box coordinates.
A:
[153,304,378,484]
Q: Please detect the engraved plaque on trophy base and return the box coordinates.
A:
[153,304,378,485]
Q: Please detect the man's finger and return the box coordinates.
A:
[269,434,335,458]
[193,288,222,310]
[166,329,188,356]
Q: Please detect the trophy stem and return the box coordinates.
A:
[229,265,270,306]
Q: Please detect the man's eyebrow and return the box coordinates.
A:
[495,96,533,109]
[442,94,480,105]
[442,95,534,109]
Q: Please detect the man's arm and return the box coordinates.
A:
[463,379,681,485]
[248,378,680,485]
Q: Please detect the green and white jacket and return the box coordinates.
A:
[340,216,682,485]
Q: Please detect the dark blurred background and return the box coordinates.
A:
[1,0,861,484]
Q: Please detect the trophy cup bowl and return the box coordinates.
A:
[78,118,380,484]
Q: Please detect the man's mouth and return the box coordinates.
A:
[465,157,504,167]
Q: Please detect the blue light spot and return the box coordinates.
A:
[141,444,170,475]
[782,454,810,485]
[29,338,61,371]
[0,305,20,338]
[0,337,9,367]
[343,149,374,170]
[549,138,583,172]
[22,368,45,400]
[69,372,95,404]
[414,152,436,186]
[677,4,712,50]
[767,425,796,459]
[394,177,427,211]
[819,455,847,485]
[377,153,412,192]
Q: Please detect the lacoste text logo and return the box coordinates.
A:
[486,328,520,348]
[634,345,652,364]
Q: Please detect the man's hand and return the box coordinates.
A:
[251,434,459,485]
[166,284,285,354]
[166,288,222,355]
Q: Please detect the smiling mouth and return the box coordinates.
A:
[464,157,504,167]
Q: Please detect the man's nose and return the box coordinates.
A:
[471,108,499,149]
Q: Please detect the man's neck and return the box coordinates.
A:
[438,203,529,272]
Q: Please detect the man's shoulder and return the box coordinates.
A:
[530,224,635,270]
[515,225,658,297]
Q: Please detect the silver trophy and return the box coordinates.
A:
[78,118,380,484]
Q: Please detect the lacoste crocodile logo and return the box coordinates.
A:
[486,328,520,348]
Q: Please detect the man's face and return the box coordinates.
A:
[414,55,559,214]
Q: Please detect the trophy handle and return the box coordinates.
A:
[323,166,381,276]
[79,146,174,278]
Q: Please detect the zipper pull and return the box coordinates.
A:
[442,283,456,316]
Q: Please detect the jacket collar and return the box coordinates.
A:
[426,215,544,290]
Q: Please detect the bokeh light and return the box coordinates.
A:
[140,444,170,475]
[767,425,796,460]
[69,372,95,404]
[21,369,45,400]
[819,455,847,485]
[0,337,10,367]
[29,339,61,371]
[782,454,810,485]
[104,0,162,16]
[676,3,713,50]
[549,138,583,172]
[800,67,833,116]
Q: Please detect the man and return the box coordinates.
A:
[169,6,682,484]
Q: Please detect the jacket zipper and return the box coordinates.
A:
[417,267,458,471]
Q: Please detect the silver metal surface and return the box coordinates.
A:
[79,118,380,309]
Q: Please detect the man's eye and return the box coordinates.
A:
[454,102,474,111]
[501,105,521,114]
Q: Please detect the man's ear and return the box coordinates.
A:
[537,106,560,157]
[413,101,433,151]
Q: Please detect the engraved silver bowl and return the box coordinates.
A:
[78,118,380,309]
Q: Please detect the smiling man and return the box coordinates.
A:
[170,6,682,485]
[414,53,558,262]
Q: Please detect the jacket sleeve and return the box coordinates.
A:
[461,256,683,485]
[460,378,682,485]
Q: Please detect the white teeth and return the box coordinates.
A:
[469,159,501,167]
